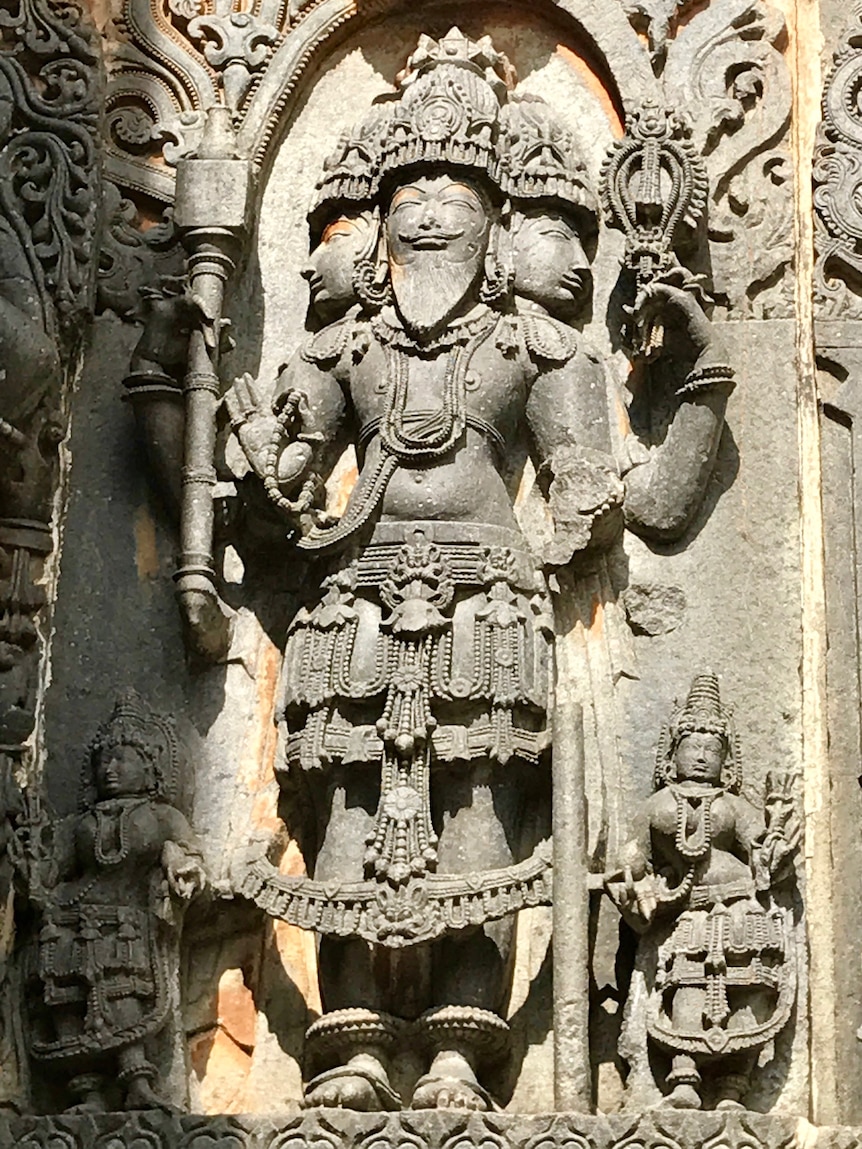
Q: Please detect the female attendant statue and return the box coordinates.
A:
[24,693,206,1112]
[604,673,799,1110]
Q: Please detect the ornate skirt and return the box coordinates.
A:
[241,521,556,948]
[31,903,168,1061]
[647,894,795,1059]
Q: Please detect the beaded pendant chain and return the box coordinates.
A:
[671,786,719,861]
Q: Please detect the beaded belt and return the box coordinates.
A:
[687,877,756,909]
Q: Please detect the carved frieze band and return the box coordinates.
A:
[0,1111,816,1149]
[815,6,862,316]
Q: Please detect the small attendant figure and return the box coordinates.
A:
[605,673,799,1110]
[25,692,206,1112]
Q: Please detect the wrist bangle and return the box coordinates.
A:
[677,362,735,398]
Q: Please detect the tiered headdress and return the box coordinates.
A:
[379,28,514,188]
[82,690,180,807]
[497,93,596,231]
[308,27,599,233]
[308,99,395,240]
[655,672,742,792]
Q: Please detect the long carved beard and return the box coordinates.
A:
[389,250,483,338]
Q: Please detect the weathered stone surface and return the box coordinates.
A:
[620,584,687,636]
[2,0,835,1129]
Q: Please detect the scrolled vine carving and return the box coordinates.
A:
[814,6,862,316]
[0,0,102,754]
[661,0,792,317]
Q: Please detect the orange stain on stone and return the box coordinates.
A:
[133,506,159,580]
[238,636,280,793]
[190,1026,252,1114]
[217,968,257,1050]
[331,459,359,518]
[555,45,624,139]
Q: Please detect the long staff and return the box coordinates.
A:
[173,107,252,661]
[552,694,591,1110]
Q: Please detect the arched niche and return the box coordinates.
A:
[238,0,658,166]
[228,0,644,389]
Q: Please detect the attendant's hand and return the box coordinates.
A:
[163,841,206,900]
[223,373,279,480]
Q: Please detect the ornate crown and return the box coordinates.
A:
[308,100,394,237]
[655,672,742,791]
[497,94,596,227]
[378,28,515,189]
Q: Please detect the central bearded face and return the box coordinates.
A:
[385,173,492,337]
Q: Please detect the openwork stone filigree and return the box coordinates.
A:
[0,0,102,753]
[815,5,862,316]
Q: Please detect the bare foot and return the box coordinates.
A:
[65,1096,108,1115]
[304,1064,400,1111]
[716,1098,746,1111]
[412,1076,489,1110]
[412,1051,492,1111]
[124,1076,176,1112]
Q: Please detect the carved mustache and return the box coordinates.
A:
[397,228,465,245]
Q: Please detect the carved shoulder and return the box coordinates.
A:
[517,310,579,365]
[299,316,357,368]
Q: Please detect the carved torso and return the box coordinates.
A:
[646,784,765,893]
[58,799,179,906]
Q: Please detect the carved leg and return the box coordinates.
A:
[713,1053,755,1110]
[303,1008,402,1110]
[411,1005,510,1110]
[661,984,706,1108]
[663,1053,702,1110]
[66,1073,108,1114]
[410,761,523,1110]
[118,1042,172,1111]
[305,765,403,1109]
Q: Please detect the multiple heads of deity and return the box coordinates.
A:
[302,29,596,334]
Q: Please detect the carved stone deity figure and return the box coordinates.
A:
[604,674,799,1111]
[228,29,736,1111]
[23,693,205,1113]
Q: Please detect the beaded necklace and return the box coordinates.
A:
[669,783,721,861]
[93,796,149,866]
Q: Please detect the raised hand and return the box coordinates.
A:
[223,372,280,480]
[631,279,711,362]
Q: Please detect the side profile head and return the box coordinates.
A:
[498,93,596,320]
[655,672,741,791]
[511,204,592,319]
[302,209,375,324]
